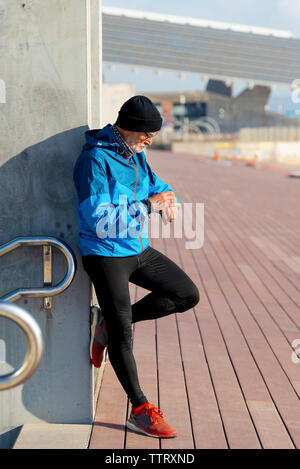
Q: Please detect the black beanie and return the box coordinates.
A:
[115,95,163,132]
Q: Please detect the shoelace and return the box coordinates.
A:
[145,405,165,425]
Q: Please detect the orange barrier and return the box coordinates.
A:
[246,154,259,167]
[252,154,259,167]
[214,152,220,162]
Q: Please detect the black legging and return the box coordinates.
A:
[82,245,200,408]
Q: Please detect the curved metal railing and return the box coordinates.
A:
[0,236,77,390]
[0,236,77,304]
[0,301,44,391]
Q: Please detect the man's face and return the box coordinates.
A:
[125,131,157,154]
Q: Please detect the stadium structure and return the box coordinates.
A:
[102,7,300,133]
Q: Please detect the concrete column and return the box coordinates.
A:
[0,0,102,448]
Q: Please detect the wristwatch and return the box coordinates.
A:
[142,198,154,215]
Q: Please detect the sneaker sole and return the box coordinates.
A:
[126,419,177,439]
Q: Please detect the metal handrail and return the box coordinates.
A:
[0,301,44,391]
[0,236,77,303]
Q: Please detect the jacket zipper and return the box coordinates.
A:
[126,156,144,252]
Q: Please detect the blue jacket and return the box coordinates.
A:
[73,124,180,257]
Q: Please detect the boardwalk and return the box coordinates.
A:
[89,150,300,449]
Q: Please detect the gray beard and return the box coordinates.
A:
[128,142,145,154]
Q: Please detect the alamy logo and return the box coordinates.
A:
[291,79,300,104]
[0,339,6,363]
[0,79,5,104]
[291,339,300,364]
[94,195,204,250]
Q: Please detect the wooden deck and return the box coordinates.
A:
[89,150,300,449]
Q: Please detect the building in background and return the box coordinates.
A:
[145,80,300,135]
[103,7,300,137]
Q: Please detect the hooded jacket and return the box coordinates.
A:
[73,124,180,257]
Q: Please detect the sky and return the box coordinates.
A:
[102,0,300,115]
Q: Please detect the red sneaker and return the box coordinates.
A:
[126,402,177,438]
[90,306,108,368]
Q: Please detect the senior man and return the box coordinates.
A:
[73,96,200,439]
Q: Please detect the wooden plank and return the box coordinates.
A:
[226,173,300,258]
[89,362,127,449]
[172,165,297,448]
[187,249,261,448]
[90,149,300,449]
[239,220,300,295]
[207,201,300,365]
[125,280,159,449]
[89,281,137,448]
[214,208,300,328]
[153,236,194,449]
[177,161,300,447]
[150,154,260,449]
[194,231,296,448]
[196,176,299,321]
[165,235,227,448]
[176,234,293,448]
[170,217,260,446]
[206,173,300,291]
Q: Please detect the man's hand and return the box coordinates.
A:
[148,191,179,211]
[161,205,179,224]
[148,191,180,224]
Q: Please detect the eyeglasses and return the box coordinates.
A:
[143,131,158,141]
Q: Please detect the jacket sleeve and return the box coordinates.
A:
[73,156,148,239]
[146,162,181,211]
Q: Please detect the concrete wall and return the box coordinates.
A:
[0,0,102,448]
[102,82,136,127]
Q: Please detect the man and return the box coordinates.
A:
[73,96,200,439]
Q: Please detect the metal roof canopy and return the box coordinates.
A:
[103,7,300,87]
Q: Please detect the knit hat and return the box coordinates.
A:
[115,95,163,132]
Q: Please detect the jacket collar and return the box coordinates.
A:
[111,124,134,159]
[84,124,134,159]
